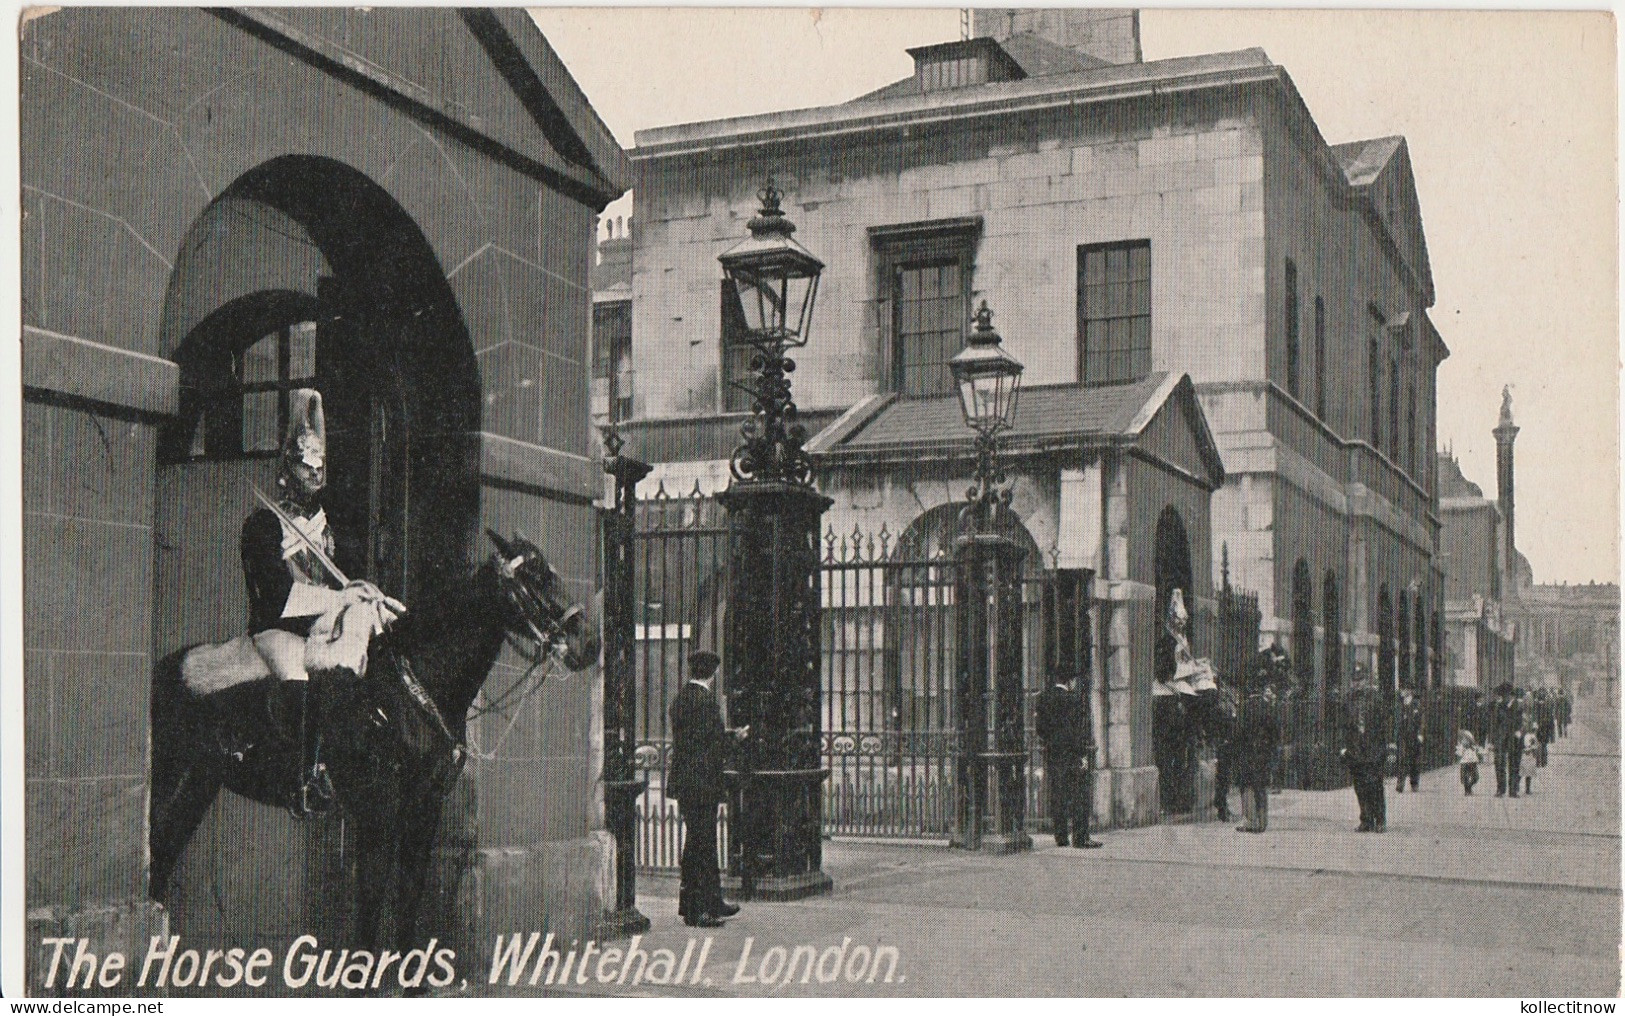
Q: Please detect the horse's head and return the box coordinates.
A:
[486,530,600,671]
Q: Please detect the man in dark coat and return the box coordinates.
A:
[1036,673,1101,848]
[1394,688,1424,793]
[1341,667,1394,832]
[1487,682,1523,798]
[1235,685,1280,832]
[668,651,746,926]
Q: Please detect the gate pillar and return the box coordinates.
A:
[951,532,1031,854]
[600,429,651,936]
[717,481,833,900]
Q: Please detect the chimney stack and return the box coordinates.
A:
[972,8,1143,65]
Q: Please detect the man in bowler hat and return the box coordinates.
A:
[1036,672,1101,848]
[1488,682,1523,797]
[1341,666,1394,832]
[668,650,747,926]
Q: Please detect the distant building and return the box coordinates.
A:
[1518,584,1620,701]
[1437,437,1517,689]
[603,9,1448,824]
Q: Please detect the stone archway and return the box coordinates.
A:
[1291,560,1315,689]
[1323,571,1342,691]
[152,155,480,947]
[1151,506,1196,814]
[1377,585,1396,697]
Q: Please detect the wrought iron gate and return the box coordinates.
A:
[621,495,1094,866]
[819,528,1092,839]
[627,483,730,869]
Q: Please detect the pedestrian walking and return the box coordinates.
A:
[1455,730,1482,795]
[1394,687,1424,793]
[1488,682,1522,798]
[1521,731,1540,795]
[1340,666,1394,832]
[1036,672,1102,848]
[1535,689,1555,766]
[1235,684,1279,833]
[668,650,747,927]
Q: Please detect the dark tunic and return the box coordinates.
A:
[667,680,730,806]
[1234,696,1280,789]
[1035,684,1090,767]
[1341,691,1392,770]
[241,504,342,637]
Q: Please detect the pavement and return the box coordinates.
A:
[489,697,1621,998]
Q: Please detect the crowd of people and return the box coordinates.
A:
[1191,645,1576,836]
[1458,683,1572,799]
[677,634,1580,922]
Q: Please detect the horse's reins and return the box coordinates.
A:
[464,557,576,724]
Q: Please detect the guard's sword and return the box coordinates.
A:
[252,485,350,586]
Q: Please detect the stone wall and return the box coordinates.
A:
[632,90,1268,420]
[21,8,618,994]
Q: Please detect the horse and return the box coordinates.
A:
[148,530,598,969]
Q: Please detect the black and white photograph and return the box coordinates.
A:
[7,6,1620,1000]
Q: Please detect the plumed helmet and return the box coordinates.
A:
[278,388,327,484]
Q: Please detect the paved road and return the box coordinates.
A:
[497,697,1620,997]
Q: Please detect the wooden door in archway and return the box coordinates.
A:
[314,275,406,599]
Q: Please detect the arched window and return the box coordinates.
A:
[1414,594,1428,688]
[1291,559,1314,687]
[1397,589,1412,690]
[1377,585,1395,697]
[160,293,323,463]
[1322,571,1342,690]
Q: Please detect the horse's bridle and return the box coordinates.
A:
[496,552,581,665]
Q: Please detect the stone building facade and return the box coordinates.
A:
[21,8,627,991]
[1437,450,1517,690]
[602,9,1449,823]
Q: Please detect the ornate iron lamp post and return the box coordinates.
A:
[715,182,834,899]
[949,302,1030,853]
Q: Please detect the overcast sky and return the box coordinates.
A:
[531,8,1619,586]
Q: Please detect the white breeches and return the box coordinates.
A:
[252,629,310,683]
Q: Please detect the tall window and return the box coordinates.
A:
[1291,559,1314,687]
[1078,240,1152,385]
[1284,259,1300,399]
[720,280,755,412]
[592,300,633,423]
[1314,296,1327,420]
[872,220,979,398]
[1322,571,1341,689]
[1388,358,1400,462]
[1406,384,1417,477]
[892,261,966,397]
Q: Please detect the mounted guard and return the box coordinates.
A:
[152,387,599,961]
[238,389,403,816]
